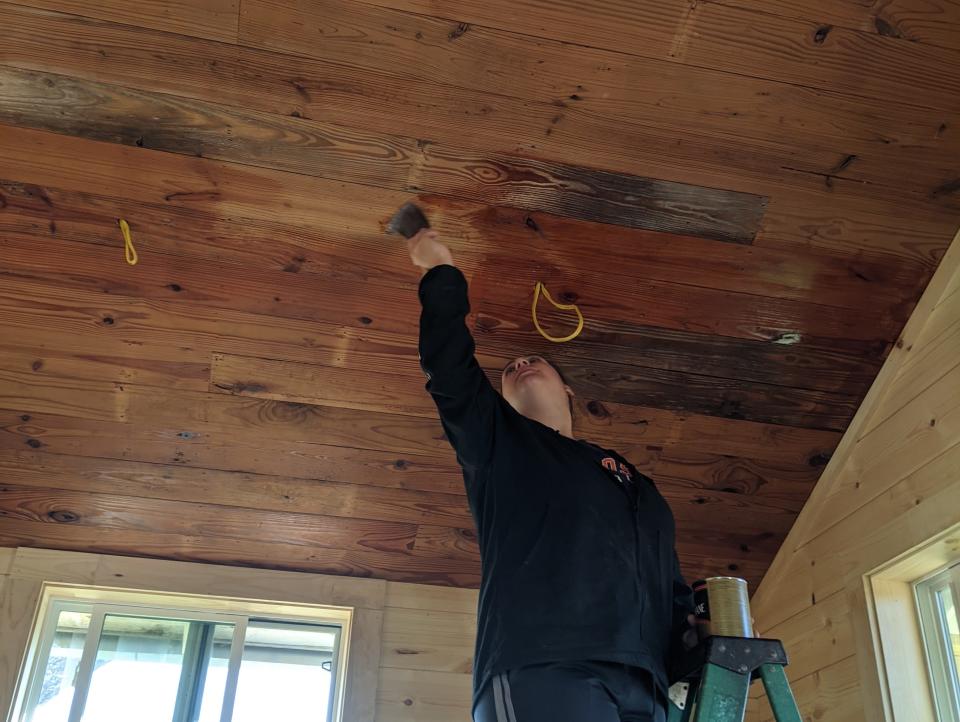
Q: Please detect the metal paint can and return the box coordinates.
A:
[692,577,752,639]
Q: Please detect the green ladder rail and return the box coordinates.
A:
[666,636,802,722]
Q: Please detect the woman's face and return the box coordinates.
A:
[501,355,573,414]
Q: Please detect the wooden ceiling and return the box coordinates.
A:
[0,0,958,592]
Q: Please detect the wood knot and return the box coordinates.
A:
[474,315,500,332]
[31,360,43,372]
[358,316,373,325]
[394,459,409,470]
[586,400,610,419]
[48,510,79,523]
[813,25,832,44]
[20,414,31,422]
[448,22,470,40]
[403,699,413,707]
[167,283,182,292]
[559,291,579,303]
[26,438,43,449]
[873,16,902,38]
[807,453,830,467]
[727,563,739,572]
[102,316,115,326]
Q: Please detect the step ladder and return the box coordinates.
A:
[666,636,802,722]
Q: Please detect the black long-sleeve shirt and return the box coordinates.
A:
[417,264,693,713]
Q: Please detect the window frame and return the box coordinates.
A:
[916,563,960,722]
[11,585,351,722]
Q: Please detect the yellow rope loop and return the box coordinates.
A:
[532,281,584,343]
[118,218,138,265]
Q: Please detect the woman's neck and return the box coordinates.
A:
[525,403,574,439]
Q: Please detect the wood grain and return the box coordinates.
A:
[239,0,960,193]
[747,654,861,722]
[342,0,960,110]
[0,0,957,667]
[0,277,847,461]
[0,450,474,528]
[212,350,868,430]
[211,353,439,418]
[0,66,767,243]
[14,0,240,43]
[0,484,421,556]
[4,3,959,208]
[376,667,472,722]
[0,230,874,427]
[0,124,926,314]
[747,252,960,721]
[703,0,960,53]
[0,518,481,587]
[381,606,474,674]
[0,181,904,349]
[0,410,466,495]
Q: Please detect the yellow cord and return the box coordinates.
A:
[118,218,138,265]
[532,281,584,343]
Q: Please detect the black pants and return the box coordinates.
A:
[473,660,667,722]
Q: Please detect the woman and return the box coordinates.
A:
[408,229,693,722]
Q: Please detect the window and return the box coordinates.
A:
[13,590,347,722]
[917,563,960,722]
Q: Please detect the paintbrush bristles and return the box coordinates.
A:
[386,202,431,239]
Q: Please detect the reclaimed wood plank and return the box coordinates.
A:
[0,410,466,495]
[0,184,903,348]
[674,3,960,111]
[0,125,925,313]
[0,517,481,586]
[0,276,847,465]
[211,353,438,419]
[341,0,960,110]
[0,238,871,427]
[1,335,862,430]
[214,341,876,420]
[0,66,767,243]
[4,3,958,213]
[0,343,209,393]
[0,450,474,528]
[0,484,420,555]
[757,180,958,269]
[703,0,960,53]
[239,0,960,192]
[0,408,823,513]
[13,0,240,43]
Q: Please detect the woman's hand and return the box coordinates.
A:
[407,229,454,271]
[682,614,699,650]
[682,613,758,649]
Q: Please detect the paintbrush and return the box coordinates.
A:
[386,202,430,239]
